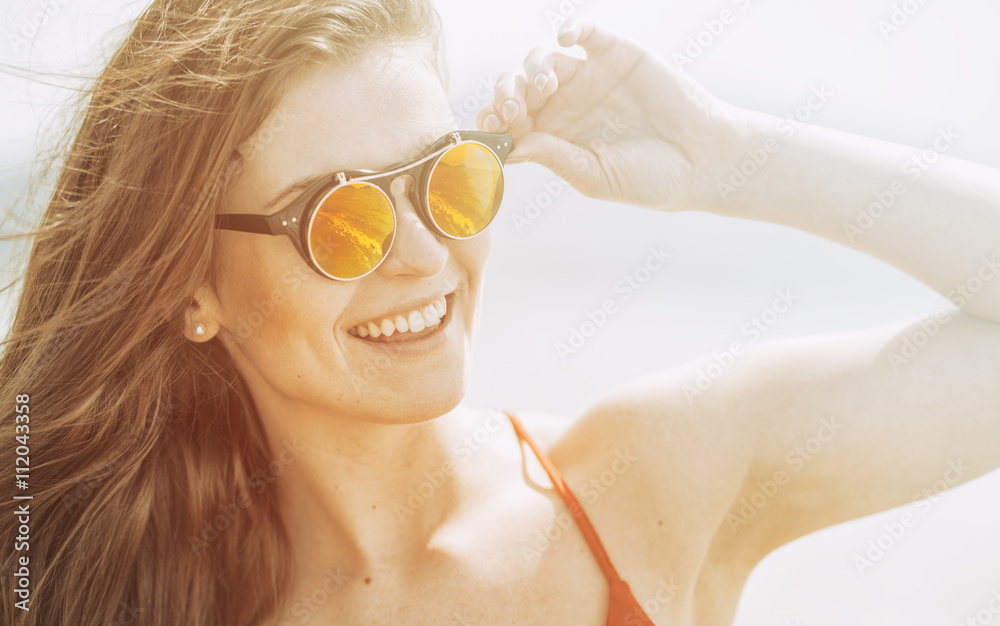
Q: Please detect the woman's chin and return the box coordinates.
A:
[355,386,467,425]
[339,289,474,419]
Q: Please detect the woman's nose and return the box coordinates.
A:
[375,174,448,278]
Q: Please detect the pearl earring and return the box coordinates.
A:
[194,323,206,337]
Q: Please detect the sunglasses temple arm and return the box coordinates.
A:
[215,213,298,238]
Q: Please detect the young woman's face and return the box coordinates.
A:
[209,41,490,425]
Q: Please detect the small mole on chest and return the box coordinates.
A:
[364,577,372,585]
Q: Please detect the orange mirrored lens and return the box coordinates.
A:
[427,142,502,238]
[308,183,395,279]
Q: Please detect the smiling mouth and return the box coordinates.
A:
[348,292,453,344]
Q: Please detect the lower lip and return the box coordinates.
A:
[348,293,456,355]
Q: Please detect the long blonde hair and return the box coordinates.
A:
[0,1,443,623]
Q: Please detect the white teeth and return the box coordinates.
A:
[407,310,425,333]
[394,314,409,333]
[352,295,450,339]
[422,304,440,326]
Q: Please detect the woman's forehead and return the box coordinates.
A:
[267,46,446,151]
[232,42,454,215]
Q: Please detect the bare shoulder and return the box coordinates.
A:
[496,363,768,583]
[547,360,758,498]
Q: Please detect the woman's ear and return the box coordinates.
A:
[183,281,223,342]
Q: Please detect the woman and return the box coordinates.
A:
[1,1,998,625]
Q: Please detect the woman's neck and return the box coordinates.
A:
[267,405,494,579]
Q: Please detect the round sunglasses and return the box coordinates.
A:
[214,130,514,280]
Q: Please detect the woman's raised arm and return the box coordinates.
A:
[480,19,1000,560]
[479,20,1000,324]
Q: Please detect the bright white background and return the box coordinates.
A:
[2,0,999,624]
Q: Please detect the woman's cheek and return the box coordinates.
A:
[217,243,302,348]
[456,228,492,272]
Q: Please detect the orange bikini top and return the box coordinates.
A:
[238,412,657,626]
[506,411,656,626]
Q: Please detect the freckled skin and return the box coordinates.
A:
[184,23,1000,626]
[199,41,489,430]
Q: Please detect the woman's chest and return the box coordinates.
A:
[273,488,750,626]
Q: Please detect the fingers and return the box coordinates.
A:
[523,48,584,104]
[507,131,599,195]
[495,71,529,124]
[477,107,501,133]
[522,46,556,100]
[556,19,618,57]
[476,70,527,133]
[475,47,586,135]
[476,21,619,137]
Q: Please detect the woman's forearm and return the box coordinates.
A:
[711,110,1000,324]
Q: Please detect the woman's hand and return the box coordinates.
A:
[477,20,753,213]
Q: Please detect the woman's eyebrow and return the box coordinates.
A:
[257,130,451,215]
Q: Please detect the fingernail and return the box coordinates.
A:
[483,114,500,132]
[558,20,575,38]
[534,73,548,92]
[501,100,519,123]
[506,156,530,164]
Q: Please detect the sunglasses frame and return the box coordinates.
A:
[214,130,514,281]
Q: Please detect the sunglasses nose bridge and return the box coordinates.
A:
[386,168,443,236]
[374,172,449,279]
[387,173,432,229]
[387,172,415,200]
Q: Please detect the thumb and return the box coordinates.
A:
[507,132,599,195]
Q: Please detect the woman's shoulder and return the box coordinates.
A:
[457,357,758,524]
[488,381,748,521]
[482,380,763,586]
